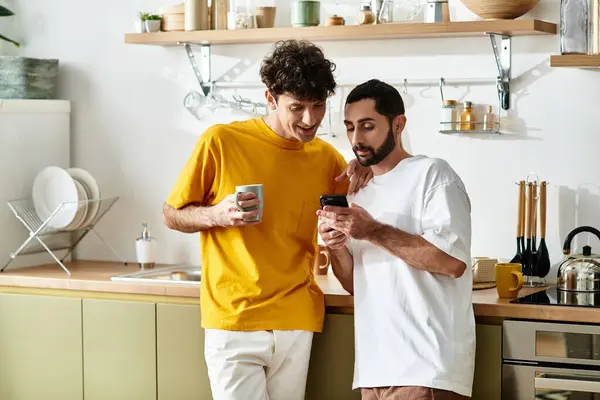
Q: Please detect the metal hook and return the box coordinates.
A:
[526,173,539,185]
[403,79,408,95]
[229,93,268,116]
[526,173,540,204]
[439,77,445,103]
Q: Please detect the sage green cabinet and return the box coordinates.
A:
[472,324,502,400]
[157,303,211,399]
[306,316,504,400]
[305,313,360,400]
[0,293,83,400]
[82,299,156,400]
[0,291,504,400]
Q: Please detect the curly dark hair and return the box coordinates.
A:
[260,40,337,102]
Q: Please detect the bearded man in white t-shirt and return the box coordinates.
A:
[317,79,475,400]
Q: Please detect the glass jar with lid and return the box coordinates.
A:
[441,99,457,131]
[228,0,256,29]
[560,0,589,54]
[358,4,376,24]
[291,0,321,27]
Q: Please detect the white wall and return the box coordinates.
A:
[3,0,600,281]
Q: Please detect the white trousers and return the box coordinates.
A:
[204,329,314,400]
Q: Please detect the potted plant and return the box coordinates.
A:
[134,12,148,33]
[0,5,59,99]
[140,13,162,33]
[0,5,19,47]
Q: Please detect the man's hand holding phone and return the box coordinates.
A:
[318,220,347,250]
[318,194,349,250]
[318,193,379,242]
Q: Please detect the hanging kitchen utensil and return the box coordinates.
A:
[510,181,525,264]
[519,182,526,258]
[523,173,543,287]
[536,181,551,280]
[531,181,538,255]
[557,226,600,292]
[528,181,539,282]
[524,182,540,287]
[521,182,533,278]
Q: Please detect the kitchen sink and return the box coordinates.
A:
[111,265,201,285]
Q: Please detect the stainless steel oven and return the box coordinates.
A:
[503,320,600,399]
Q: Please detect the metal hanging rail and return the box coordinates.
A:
[189,77,498,89]
[182,31,513,111]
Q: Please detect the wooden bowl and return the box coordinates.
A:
[460,0,540,19]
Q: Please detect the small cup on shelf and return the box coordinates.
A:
[255,6,276,28]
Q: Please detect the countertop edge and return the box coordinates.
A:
[1,261,598,324]
[0,276,350,308]
[0,274,201,298]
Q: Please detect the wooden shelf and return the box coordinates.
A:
[550,54,600,68]
[124,19,557,46]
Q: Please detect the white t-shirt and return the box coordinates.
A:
[348,155,475,397]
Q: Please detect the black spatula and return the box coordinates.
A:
[521,183,533,276]
[510,181,525,264]
[536,181,551,278]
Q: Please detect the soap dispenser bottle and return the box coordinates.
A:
[136,223,156,269]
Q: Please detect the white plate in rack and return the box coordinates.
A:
[32,166,80,229]
[67,168,100,228]
[65,179,89,231]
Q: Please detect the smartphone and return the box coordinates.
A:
[320,194,349,208]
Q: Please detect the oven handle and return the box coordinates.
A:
[535,376,600,393]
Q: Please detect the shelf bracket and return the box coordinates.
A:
[183,42,212,96]
[487,33,511,111]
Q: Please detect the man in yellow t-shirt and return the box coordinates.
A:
[163,40,372,400]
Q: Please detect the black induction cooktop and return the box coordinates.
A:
[511,287,600,308]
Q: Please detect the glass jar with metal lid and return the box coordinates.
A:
[441,99,457,131]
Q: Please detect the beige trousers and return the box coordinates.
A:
[204,329,313,400]
[361,386,470,400]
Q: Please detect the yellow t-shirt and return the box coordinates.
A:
[166,118,349,332]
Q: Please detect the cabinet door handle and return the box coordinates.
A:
[536,376,600,393]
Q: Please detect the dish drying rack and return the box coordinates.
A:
[1,197,126,276]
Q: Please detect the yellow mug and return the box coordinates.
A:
[495,263,524,298]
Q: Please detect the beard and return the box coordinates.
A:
[352,125,396,167]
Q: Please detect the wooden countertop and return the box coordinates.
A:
[0,261,200,298]
[471,286,600,324]
[1,260,599,323]
[0,260,350,301]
